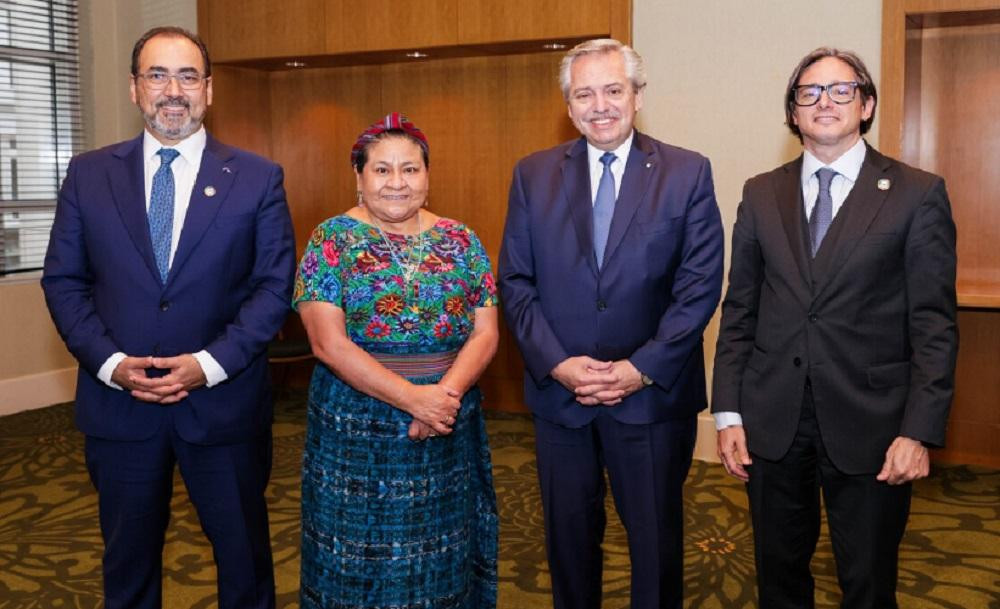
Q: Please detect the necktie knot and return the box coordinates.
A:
[600,152,616,168]
[816,167,836,191]
[158,148,180,166]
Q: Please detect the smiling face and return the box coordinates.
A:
[792,56,874,162]
[130,34,212,145]
[566,50,644,151]
[356,136,429,231]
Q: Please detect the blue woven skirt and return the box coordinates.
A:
[300,364,498,609]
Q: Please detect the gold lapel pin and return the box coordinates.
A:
[877,178,891,191]
[204,186,217,197]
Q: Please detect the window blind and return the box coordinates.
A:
[0,0,81,276]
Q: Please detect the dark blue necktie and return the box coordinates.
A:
[809,167,836,257]
[149,148,180,281]
[593,152,617,268]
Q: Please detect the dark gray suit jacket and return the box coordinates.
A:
[711,143,957,474]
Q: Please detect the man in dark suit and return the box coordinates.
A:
[498,38,724,609]
[712,47,957,608]
[41,27,294,609]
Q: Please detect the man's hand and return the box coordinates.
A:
[574,359,644,406]
[550,356,616,394]
[717,425,752,481]
[876,436,929,485]
[129,354,207,404]
[111,356,156,392]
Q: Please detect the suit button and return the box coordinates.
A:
[160,301,170,311]
[793,357,802,367]
[808,313,818,322]
[596,300,607,312]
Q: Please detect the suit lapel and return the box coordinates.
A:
[168,135,236,284]
[560,138,598,277]
[774,156,813,289]
[602,133,654,269]
[811,145,894,300]
[109,135,162,282]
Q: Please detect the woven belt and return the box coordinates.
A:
[370,349,458,378]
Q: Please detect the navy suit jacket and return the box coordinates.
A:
[499,132,724,427]
[42,133,296,445]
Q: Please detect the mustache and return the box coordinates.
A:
[156,96,190,109]
[586,110,620,120]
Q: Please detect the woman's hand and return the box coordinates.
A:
[403,384,461,436]
[407,419,433,441]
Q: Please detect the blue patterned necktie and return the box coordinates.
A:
[149,148,180,281]
[593,152,617,268]
[809,167,836,258]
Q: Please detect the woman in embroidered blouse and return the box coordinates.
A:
[292,113,499,609]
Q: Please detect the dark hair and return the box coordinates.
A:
[352,130,430,173]
[131,26,212,77]
[784,47,877,141]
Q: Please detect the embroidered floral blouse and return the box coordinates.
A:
[293,215,497,353]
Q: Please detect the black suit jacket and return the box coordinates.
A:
[711,143,957,474]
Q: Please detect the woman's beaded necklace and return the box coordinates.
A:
[368,210,426,300]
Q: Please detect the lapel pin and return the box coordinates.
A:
[645,161,653,168]
[222,166,232,173]
[877,178,891,191]
[204,186,217,197]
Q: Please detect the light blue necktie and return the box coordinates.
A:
[593,152,617,268]
[149,148,180,282]
[809,167,836,258]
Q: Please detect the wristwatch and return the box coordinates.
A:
[639,372,654,388]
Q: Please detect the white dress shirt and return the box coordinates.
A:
[97,127,227,390]
[586,131,634,205]
[714,138,867,430]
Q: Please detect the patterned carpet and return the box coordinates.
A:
[1,389,998,608]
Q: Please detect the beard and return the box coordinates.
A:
[143,95,203,141]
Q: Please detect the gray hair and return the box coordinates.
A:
[558,38,647,100]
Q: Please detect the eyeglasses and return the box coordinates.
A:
[134,71,208,91]
[791,81,859,106]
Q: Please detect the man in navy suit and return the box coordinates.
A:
[498,38,724,609]
[42,27,294,609]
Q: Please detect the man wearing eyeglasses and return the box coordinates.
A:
[42,26,294,609]
[712,47,957,608]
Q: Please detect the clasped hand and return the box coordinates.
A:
[551,356,644,406]
[112,354,208,404]
[405,384,461,441]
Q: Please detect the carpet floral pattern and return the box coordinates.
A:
[1,393,997,608]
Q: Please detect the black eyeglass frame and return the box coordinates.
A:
[790,81,860,107]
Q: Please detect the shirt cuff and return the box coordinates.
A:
[714,411,744,430]
[193,350,227,388]
[97,352,127,390]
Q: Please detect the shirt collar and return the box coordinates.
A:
[142,125,207,165]
[586,130,635,169]
[801,137,867,186]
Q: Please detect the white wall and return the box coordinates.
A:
[633,0,883,460]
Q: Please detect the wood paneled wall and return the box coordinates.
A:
[209,53,580,411]
[200,0,630,411]
[202,0,629,63]
[881,0,1000,467]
